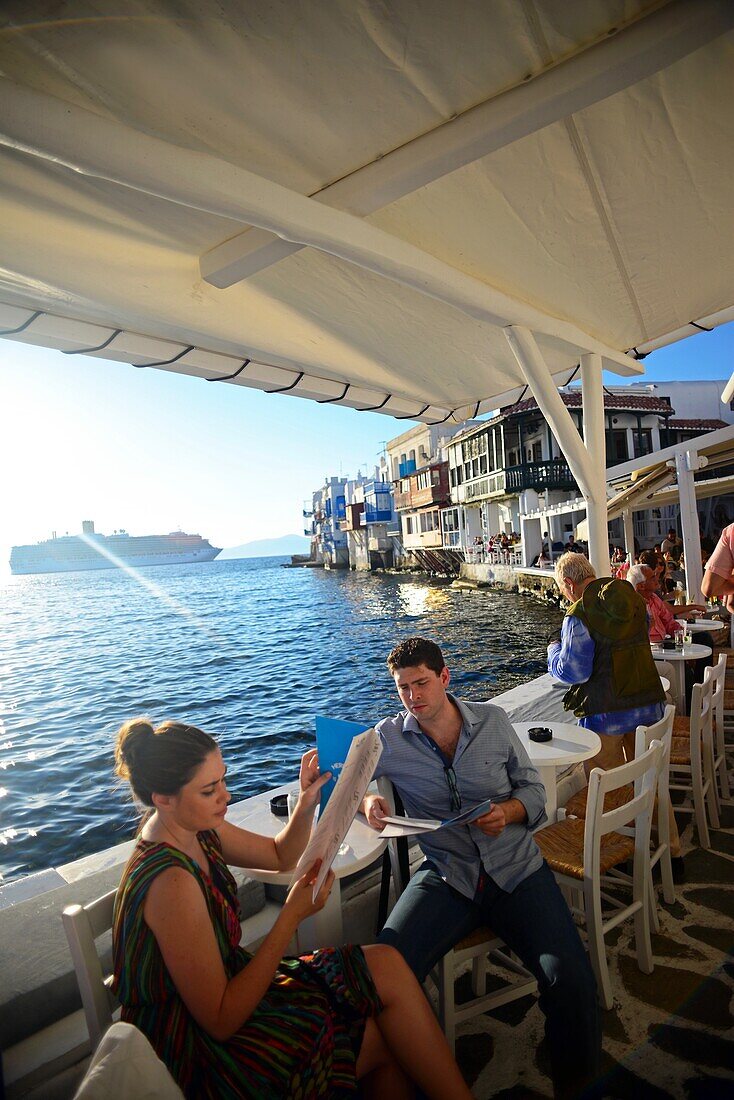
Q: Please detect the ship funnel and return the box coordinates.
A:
[82,520,95,535]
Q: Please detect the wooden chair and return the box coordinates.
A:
[673,654,729,810]
[562,707,676,931]
[534,740,663,1010]
[707,653,731,805]
[669,674,718,847]
[376,777,536,1053]
[634,707,676,929]
[62,890,119,1050]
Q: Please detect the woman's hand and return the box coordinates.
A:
[283,860,335,924]
[295,749,330,813]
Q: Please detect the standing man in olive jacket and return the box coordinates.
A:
[548,552,665,775]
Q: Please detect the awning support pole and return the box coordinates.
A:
[622,509,635,563]
[580,353,610,576]
[505,328,609,576]
[676,450,705,602]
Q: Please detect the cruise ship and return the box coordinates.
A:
[9,521,222,575]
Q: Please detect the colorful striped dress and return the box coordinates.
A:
[112,832,381,1099]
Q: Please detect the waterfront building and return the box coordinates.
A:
[306,477,349,568]
[340,472,398,571]
[385,421,476,571]
[443,382,733,561]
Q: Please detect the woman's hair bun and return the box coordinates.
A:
[113,717,217,809]
[114,717,155,780]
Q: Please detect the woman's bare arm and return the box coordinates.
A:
[217,749,329,871]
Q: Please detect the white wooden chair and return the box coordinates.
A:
[376,778,537,1053]
[535,740,663,1010]
[669,674,718,847]
[708,653,731,805]
[62,890,119,1051]
[634,706,676,930]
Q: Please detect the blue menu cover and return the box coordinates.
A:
[315,716,371,813]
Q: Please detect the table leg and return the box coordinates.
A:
[295,882,344,952]
[674,663,687,716]
[536,765,558,824]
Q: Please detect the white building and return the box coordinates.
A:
[306,476,349,567]
[341,472,398,571]
[386,421,476,570]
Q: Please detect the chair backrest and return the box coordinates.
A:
[708,652,726,735]
[690,670,714,753]
[584,740,663,878]
[62,889,118,1049]
[376,776,410,896]
[635,704,675,842]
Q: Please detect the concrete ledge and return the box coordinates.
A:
[0,863,266,1051]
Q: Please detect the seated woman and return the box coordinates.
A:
[112,719,471,1100]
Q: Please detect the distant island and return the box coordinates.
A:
[219,534,310,560]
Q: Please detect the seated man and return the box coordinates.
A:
[363,637,600,1100]
[626,564,705,640]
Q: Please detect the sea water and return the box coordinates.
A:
[0,557,561,882]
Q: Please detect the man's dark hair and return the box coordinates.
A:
[639,549,658,569]
[387,637,446,675]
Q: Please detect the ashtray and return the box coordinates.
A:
[270,794,289,817]
[662,639,676,650]
[528,726,553,743]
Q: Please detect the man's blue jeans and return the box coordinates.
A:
[379,859,600,1098]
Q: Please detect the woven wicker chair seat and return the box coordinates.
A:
[453,925,496,951]
[672,715,690,737]
[563,783,634,820]
[534,818,634,880]
[670,737,692,766]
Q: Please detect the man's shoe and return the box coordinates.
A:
[671,857,686,883]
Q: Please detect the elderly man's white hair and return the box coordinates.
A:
[554,551,596,589]
[626,564,650,589]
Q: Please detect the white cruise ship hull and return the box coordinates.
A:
[10,548,220,575]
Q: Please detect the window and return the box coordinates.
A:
[606,430,629,464]
[442,508,459,533]
[532,440,543,462]
[634,429,653,458]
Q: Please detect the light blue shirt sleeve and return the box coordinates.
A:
[547,614,594,685]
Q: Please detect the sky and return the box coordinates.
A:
[1,322,732,570]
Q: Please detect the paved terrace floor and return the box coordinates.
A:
[451,797,734,1099]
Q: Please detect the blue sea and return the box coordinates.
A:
[0,557,561,883]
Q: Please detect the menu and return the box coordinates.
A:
[292,727,382,900]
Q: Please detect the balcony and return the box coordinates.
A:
[394,489,412,510]
[339,502,364,532]
[504,459,577,493]
[364,507,393,523]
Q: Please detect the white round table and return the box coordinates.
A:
[674,619,723,633]
[227,782,387,951]
[651,643,712,716]
[512,722,601,821]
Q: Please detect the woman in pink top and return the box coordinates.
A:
[702,523,734,609]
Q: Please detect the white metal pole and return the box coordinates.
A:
[622,509,635,562]
[580,353,610,576]
[675,450,705,602]
[505,328,595,494]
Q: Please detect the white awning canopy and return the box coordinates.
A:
[0,0,733,426]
